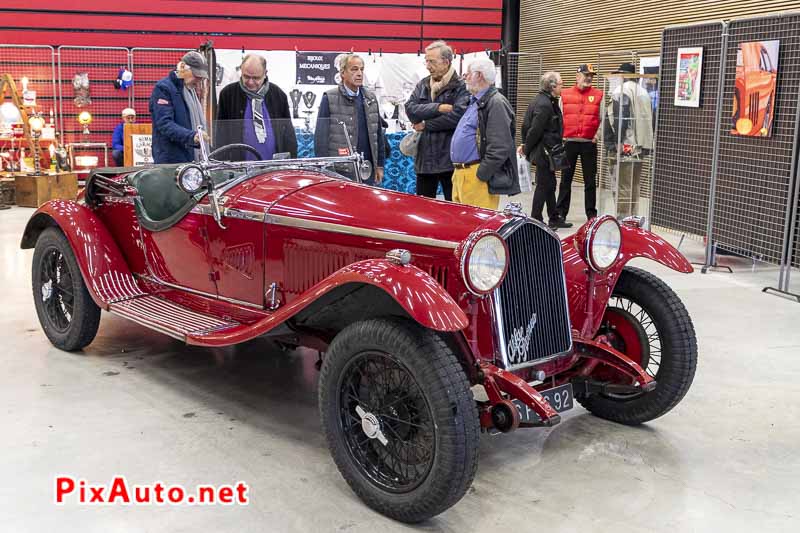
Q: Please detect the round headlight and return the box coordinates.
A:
[176,164,206,194]
[587,217,621,271]
[462,233,508,295]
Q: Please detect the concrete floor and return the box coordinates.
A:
[1,193,799,533]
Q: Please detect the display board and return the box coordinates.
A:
[651,22,725,237]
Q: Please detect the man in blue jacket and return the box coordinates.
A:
[111,107,136,166]
[149,51,209,164]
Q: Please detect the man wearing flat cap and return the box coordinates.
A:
[149,50,209,163]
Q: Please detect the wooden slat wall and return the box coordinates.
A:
[0,0,502,53]
[521,0,800,87]
[519,0,800,198]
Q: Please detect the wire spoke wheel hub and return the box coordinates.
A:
[338,351,435,494]
[39,247,74,332]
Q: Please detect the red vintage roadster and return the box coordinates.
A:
[21,126,696,523]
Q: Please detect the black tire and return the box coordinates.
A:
[578,266,697,425]
[31,227,101,351]
[319,318,479,523]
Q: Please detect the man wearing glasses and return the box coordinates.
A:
[216,54,297,160]
[405,40,469,201]
[557,63,603,222]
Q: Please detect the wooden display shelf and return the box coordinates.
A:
[14,172,78,207]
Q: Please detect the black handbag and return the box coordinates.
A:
[544,143,570,172]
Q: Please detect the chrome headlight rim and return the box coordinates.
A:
[460,231,509,296]
[585,215,621,272]
[176,163,207,194]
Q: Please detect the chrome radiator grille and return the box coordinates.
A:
[494,221,572,369]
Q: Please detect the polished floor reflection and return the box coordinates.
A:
[1,201,798,532]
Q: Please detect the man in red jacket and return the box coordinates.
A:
[557,63,603,221]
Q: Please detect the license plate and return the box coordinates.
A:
[512,383,574,424]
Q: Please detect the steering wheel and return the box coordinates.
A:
[208,143,263,161]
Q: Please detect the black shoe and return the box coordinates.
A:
[550,219,573,229]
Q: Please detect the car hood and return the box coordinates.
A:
[222,169,509,246]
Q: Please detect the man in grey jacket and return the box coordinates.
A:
[315,53,385,184]
[405,41,470,200]
[449,57,520,210]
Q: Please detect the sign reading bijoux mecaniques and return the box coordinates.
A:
[295,52,339,85]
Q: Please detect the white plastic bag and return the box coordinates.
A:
[517,153,532,193]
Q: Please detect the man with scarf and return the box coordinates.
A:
[216,54,297,161]
[405,40,469,200]
[149,51,209,164]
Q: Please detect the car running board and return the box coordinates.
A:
[108,295,240,341]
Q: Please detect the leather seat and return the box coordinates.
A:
[128,165,195,232]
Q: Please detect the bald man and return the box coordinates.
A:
[216,54,297,160]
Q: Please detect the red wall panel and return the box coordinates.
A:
[0,0,502,54]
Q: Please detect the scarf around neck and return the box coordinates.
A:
[182,83,207,159]
[430,67,456,100]
[239,79,270,143]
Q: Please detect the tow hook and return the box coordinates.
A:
[490,400,520,433]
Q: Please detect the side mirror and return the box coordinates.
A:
[358,159,373,182]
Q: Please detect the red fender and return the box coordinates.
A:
[615,224,693,274]
[186,258,468,346]
[20,200,143,310]
[562,223,692,338]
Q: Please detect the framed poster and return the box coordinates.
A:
[731,40,779,137]
[674,47,703,107]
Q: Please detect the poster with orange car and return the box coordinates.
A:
[731,40,779,137]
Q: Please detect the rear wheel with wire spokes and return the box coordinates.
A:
[579,267,697,425]
[31,227,100,351]
[319,318,479,523]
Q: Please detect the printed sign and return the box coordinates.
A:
[131,134,153,165]
[296,52,338,85]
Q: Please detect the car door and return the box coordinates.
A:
[140,210,218,296]
[204,209,265,308]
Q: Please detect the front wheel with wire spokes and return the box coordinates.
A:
[31,227,100,351]
[579,266,697,425]
[319,318,479,523]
